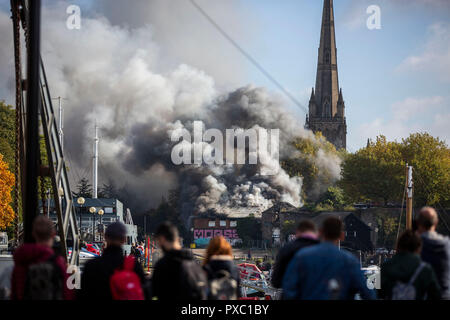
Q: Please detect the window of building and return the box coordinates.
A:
[208,220,216,227]
[104,207,113,214]
[220,220,226,227]
[230,221,237,227]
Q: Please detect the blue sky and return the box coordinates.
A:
[1,0,449,152]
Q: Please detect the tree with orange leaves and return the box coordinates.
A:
[0,153,15,229]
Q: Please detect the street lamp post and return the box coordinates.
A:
[98,209,104,241]
[89,206,97,242]
[77,197,85,239]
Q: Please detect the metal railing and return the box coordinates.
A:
[39,58,80,266]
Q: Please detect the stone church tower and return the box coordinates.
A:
[305,0,347,150]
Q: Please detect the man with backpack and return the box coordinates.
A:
[151,222,207,300]
[11,215,72,300]
[79,222,148,300]
[380,230,441,300]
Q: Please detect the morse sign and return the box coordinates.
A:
[194,229,239,240]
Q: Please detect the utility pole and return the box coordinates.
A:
[406,164,413,230]
[52,96,67,152]
[23,0,41,243]
[92,122,99,199]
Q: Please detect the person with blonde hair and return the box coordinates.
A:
[203,236,240,300]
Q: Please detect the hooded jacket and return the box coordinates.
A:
[380,252,441,300]
[151,249,207,300]
[11,243,72,300]
[421,231,450,299]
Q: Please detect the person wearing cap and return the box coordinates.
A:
[78,222,149,300]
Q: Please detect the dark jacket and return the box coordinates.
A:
[283,242,375,300]
[421,231,450,299]
[203,256,240,298]
[380,252,441,300]
[151,249,206,300]
[11,243,72,300]
[79,245,147,300]
[271,236,319,288]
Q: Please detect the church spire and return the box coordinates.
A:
[306,0,347,150]
[313,0,340,119]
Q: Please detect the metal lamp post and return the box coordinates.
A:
[89,206,97,242]
[77,197,85,238]
[98,209,104,241]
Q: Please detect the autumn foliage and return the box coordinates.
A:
[0,153,15,229]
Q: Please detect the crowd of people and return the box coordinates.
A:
[0,206,449,300]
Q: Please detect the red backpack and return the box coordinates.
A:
[110,255,144,300]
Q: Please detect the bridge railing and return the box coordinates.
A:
[39,57,80,266]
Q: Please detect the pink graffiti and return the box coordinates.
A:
[193,229,239,240]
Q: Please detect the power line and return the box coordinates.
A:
[188,0,308,114]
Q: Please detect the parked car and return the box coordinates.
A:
[84,243,100,256]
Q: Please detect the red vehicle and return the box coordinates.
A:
[85,243,100,256]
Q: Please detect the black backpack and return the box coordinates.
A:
[178,259,207,300]
[207,269,238,300]
[23,255,64,300]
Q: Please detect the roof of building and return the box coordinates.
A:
[262,202,371,230]
[73,197,120,208]
[261,202,299,215]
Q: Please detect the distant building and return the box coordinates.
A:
[191,215,242,247]
[305,0,347,149]
[261,203,374,251]
[42,197,138,254]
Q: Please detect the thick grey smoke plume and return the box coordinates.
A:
[0,3,341,219]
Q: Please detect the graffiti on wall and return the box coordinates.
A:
[194,229,239,240]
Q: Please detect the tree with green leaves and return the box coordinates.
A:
[314,186,351,211]
[401,133,450,208]
[340,136,404,205]
[340,133,450,208]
